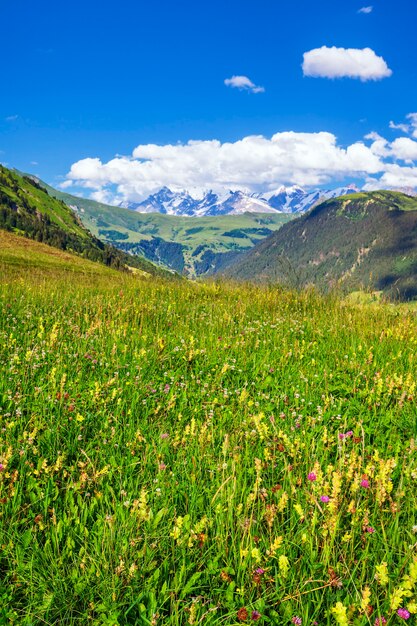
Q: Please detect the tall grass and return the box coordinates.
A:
[0,272,416,625]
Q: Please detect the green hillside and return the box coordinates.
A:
[0,166,175,279]
[224,190,417,300]
[42,183,292,276]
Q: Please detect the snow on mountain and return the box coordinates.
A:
[118,185,359,217]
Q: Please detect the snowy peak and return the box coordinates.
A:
[119,185,359,217]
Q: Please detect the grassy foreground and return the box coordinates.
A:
[0,266,416,625]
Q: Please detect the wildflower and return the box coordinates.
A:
[375,562,389,586]
[361,479,370,489]
[279,555,289,579]
[361,586,371,612]
[407,602,417,614]
[307,472,317,482]
[366,526,375,533]
[237,607,248,622]
[291,617,302,625]
[374,618,387,626]
[0,464,4,472]
[159,462,167,470]
[255,568,265,575]
[320,495,330,503]
[252,611,261,621]
[251,548,261,562]
[331,602,348,626]
[397,609,410,620]
[160,433,169,439]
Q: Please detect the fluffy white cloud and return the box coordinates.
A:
[390,138,417,162]
[365,164,417,190]
[65,131,387,202]
[302,46,392,81]
[358,6,373,13]
[224,75,265,93]
[365,132,391,157]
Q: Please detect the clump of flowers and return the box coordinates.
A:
[397,608,411,620]
[307,472,317,482]
[291,616,302,625]
[331,602,348,626]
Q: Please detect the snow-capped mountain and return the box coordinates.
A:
[119,185,359,217]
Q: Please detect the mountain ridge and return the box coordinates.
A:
[223,190,417,300]
[119,184,360,216]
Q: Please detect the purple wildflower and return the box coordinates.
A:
[252,610,261,621]
[361,479,370,489]
[320,495,330,503]
[291,617,302,626]
[397,609,410,620]
[307,472,317,482]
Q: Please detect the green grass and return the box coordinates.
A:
[0,256,417,625]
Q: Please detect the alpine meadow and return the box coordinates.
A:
[1,247,417,624]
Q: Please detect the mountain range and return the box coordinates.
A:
[119,185,359,216]
[223,190,417,300]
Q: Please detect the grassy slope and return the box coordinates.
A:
[0,264,416,624]
[225,190,417,300]
[43,183,292,276]
[0,167,175,279]
[0,230,148,282]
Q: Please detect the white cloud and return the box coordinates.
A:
[390,138,417,162]
[5,115,18,122]
[224,75,265,93]
[302,46,392,81]
[65,131,387,202]
[365,132,391,157]
[358,6,373,14]
[407,113,417,139]
[389,121,410,133]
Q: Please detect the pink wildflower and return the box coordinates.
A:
[397,609,410,620]
[291,617,302,626]
[361,479,370,489]
[307,472,317,482]
[0,463,4,472]
[320,495,330,502]
[374,617,387,626]
[160,433,169,440]
[366,526,375,533]
[252,611,261,621]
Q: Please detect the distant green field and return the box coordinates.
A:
[44,184,293,276]
[1,251,417,624]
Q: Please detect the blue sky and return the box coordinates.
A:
[2,0,417,200]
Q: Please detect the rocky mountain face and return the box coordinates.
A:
[119,185,359,216]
